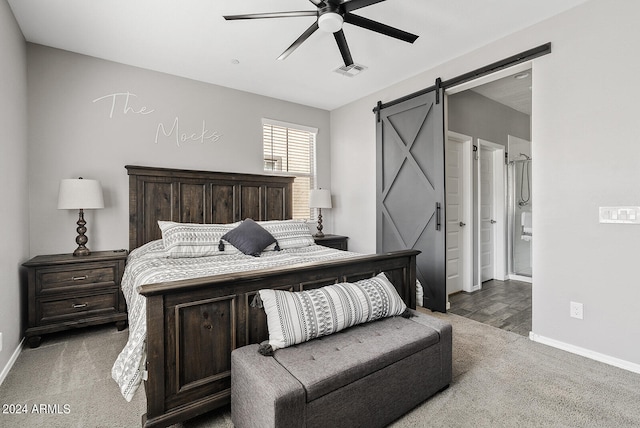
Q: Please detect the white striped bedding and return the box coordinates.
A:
[111,241,367,402]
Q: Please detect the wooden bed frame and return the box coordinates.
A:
[125,165,419,428]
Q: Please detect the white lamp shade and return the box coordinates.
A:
[309,189,332,209]
[57,178,104,209]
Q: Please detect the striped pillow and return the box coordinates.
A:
[158,221,241,258]
[258,220,315,250]
[257,273,407,353]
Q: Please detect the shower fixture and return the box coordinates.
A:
[517,153,531,207]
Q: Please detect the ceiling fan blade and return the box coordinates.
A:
[334,29,354,66]
[336,0,387,13]
[278,22,319,61]
[224,11,317,20]
[344,13,418,43]
[308,0,326,6]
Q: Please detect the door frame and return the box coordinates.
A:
[446,131,474,293]
[477,139,507,289]
[445,60,533,292]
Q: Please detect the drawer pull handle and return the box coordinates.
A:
[72,303,88,309]
[71,275,88,281]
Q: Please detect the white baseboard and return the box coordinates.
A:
[508,274,532,283]
[529,332,640,375]
[0,338,24,386]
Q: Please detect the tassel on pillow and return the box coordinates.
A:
[250,293,263,309]
[258,342,274,356]
[401,308,415,319]
[218,240,225,251]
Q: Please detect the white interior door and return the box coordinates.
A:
[445,132,472,295]
[446,138,464,295]
[479,146,495,282]
[476,139,507,286]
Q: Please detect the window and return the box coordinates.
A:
[263,119,317,220]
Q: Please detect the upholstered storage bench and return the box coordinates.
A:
[231,310,452,428]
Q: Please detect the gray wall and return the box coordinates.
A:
[26,44,331,257]
[0,0,28,377]
[331,0,640,369]
[448,90,530,146]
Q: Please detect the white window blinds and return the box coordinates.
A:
[263,119,317,220]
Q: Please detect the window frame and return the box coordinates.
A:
[262,118,318,220]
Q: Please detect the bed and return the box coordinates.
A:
[113,165,420,428]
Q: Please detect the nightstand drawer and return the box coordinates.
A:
[38,291,119,324]
[37,264,117,294]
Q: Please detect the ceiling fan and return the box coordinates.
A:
[223,0,419,67]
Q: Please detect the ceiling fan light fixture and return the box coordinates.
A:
[318,12,343,33]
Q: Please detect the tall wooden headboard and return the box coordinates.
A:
[126,165,294,250]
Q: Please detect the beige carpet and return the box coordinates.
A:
[1,311,639,427]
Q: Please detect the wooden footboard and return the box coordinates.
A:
[138,249,419,428]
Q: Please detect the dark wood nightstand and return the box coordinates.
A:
[22,250,128,348]
[314,234,349,251]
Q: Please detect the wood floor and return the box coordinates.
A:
[448,279,532,337]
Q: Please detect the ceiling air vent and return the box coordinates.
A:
[334,63,367,77]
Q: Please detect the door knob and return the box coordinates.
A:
[459,221,466,227]
[490,219,497,224]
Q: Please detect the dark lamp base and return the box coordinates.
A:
[314,209,325,239]
[72,208,91,256]
[73,246,91,257]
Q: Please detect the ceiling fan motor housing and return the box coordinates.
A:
[318,5,344,33]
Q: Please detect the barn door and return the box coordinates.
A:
[376,89,446,312]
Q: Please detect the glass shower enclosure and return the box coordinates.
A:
[507,136,532,280]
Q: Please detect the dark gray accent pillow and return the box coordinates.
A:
[221,218,277,257]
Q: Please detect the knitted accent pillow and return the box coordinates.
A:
[221,219,278,257]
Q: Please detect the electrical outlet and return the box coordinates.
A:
[570,302,583,319]
[0,332,3,352]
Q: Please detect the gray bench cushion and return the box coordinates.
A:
[272,315,440,402]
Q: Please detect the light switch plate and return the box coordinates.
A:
[599,207,640,224]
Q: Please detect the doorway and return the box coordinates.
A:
[445,132,473,295]
[444,64,532,333]
[477,139,506,288]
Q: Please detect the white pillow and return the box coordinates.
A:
[257,273,407,353]
[258,219,315,250]
[158,221,241,258]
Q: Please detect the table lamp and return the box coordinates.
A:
[309,188,332,238]
[57,177,104,256]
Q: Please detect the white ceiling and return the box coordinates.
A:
[8,0,587,111]
[472,69,532,115]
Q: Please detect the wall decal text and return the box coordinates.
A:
[155,117,223,146]
[92,91,223,146]
[92,92,155,118]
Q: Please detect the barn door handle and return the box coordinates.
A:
[436,203,442,231]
